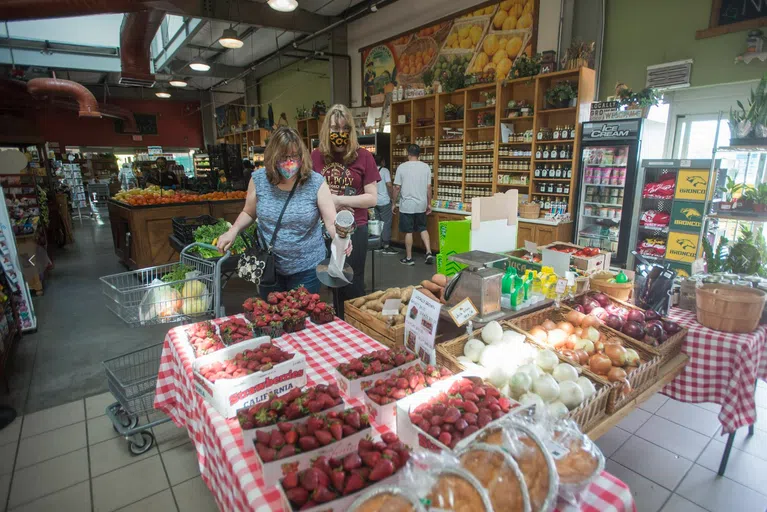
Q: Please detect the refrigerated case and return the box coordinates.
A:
[0,185,36,331]
[574,118,665,267]
[358,133,390,164]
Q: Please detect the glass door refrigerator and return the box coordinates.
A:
[0,185,36,331]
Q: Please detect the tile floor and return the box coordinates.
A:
[0,393,218,512]
[596,379,767,512]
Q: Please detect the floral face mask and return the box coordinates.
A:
[329,131,349,147]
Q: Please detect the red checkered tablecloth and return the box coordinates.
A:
[663,307,767,435]
[154,316,636,512]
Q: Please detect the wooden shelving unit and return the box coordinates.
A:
[389,67,596,216]
[296,116,325,150]
[223,128,270,158]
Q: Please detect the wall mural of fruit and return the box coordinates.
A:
[360,0,538,106]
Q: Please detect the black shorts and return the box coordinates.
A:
[399,212,427,233]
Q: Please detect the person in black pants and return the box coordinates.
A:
[311,104,380,306]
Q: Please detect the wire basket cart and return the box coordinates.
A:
[102,343,170,454]
[100,243,231,327]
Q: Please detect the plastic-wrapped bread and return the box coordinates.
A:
[458,443,531,512]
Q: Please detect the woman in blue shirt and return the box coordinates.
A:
[216,127,349,295]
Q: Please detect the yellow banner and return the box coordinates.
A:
[674,169,710,201]
[666,232,700,263]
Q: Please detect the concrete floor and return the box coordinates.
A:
[4,208,435,414]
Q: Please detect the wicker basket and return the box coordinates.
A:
[509,306,661,414]
[519,202,541,219]
[589,274,633,301]
[566,294,687,365]
[696,284,767,333]
[435,322,612,432]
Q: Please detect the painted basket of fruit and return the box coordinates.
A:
[510,307,661,414]
[566,291,687,365]
[434,321,612,434]
[488,0,536,33]
[415,21,451,43]
[439,19,488,55]
[397,37,439,84]
[467,30,530,81]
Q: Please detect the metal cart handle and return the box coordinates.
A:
[180,242,231,318]
[180,242,230,258]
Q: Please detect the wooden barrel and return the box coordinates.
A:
[695,284,767,333]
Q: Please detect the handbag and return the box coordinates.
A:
[237,179,299,286]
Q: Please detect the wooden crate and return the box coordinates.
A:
[435,322,612,433]
[509,306,661,414]
[344,303,405,349]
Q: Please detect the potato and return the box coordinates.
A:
[381,287,402,301]
[393,314,405,324]
[367,300,384,312]
[421,280,442,294]
[431,274,447,287]
[352,297,367,308]
[401,286,415,303]
[399,304,408,315]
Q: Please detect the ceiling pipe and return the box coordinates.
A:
[119,9,165,87]
[27,78,101,117]
[0,0,148,20]
[49,99,139,133]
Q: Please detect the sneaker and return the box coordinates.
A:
[425,253,435,264]
[382,246,398,255]
[400,257,415,266]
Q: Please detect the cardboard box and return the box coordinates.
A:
[239,401,347,446]
[254,425,372,488]
[277,472,399,512]
[539,242,611,273]
[333,359,420,400]
[193,337,308,418]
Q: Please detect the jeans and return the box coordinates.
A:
[258,267,320,299]
[375,203,393,246]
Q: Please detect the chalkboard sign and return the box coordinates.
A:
[114,113,158,135]
[718,0,767,27]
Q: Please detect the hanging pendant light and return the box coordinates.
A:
[169,78,188,87]
[267,0,298,12]
[155,87,171,98]
[218,27,243,49]
[189,56,210,72]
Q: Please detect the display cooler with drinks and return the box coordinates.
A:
[574,118,664,267]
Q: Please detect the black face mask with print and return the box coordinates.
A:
[330,131,349,147]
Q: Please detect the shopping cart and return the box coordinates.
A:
[100,243,231,327]
[102,343,170,454]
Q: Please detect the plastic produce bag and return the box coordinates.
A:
[139,279,183,322]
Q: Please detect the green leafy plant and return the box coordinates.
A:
[703,235,728,274]
[444,103,458,115]
[511,53,541,79]
[728,226,764,275]
[440,68,466,92]
[545,81,578,108]
[616,86,662,109]
[718,176,747,202]
[422,69,434,88]
[312,100,328,119]
[729,73,767,138]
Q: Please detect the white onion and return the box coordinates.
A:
[482,321,504,344]
[501,330,526,344]
[535,349,559,372]
[576,376,597,400]
[457,356,473,365]
[488,367,508,388]
[574,338,595,354]
[463,338,485,362]
[520,392,546,418]
[586,326,600,343]
[559,381,585,409]
[479,343,502,370]
[509,372,533,399]
[552,363,579,383]
[547,401,569,419]
[517,363,543,380]
[533,374,560,402]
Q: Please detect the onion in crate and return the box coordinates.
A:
[516,363,543,380]
[622,321,645,340]
[662,319,682,334]
[463,338,485,362]
[520,392,546,418]
[605,314,624,331]
[552,363,578,383]
[509,371,533,398]
[626,309,646,324]
[591,292,611,307]
[533,374,560,402]
[576,376,596,400]
[547,401,569,419]
[482,321,503,344]
[645,309,661,322]
[559,380,585,409]
[535,349,559,372]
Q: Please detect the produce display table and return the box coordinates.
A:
[155,317,636,512]
[662,307,767,435]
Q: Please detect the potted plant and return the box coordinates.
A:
[615,85,662,117]
[753,183,767,212]
[518,99,533,117]
[444,103,458,120]
[506,99,520,118]
[717,176,747,211]
[729,73,767,139]
[312,100,328,119]
[511,53,541,79]
[545,81,578,109]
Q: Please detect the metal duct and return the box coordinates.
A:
[27,78,101,117]
[0,0,147,20]
[51,99,139,133]
[119,10,165,87]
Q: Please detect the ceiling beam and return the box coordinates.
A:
[165,0,334,34]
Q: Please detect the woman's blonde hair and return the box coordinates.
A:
[263,127,313,186]
[319,104,360,165]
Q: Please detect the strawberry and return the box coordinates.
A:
[358,439,374,453]
[344,411,361,429]
[438,432,452,446]
[284,430,298,445]
[277,444,296,459]
[341,424,357,437]
[269,430,285,449]
[257,445,276,462]
[428,425,441,438]
[454,418,468,431]
[463,412,477,425]
[361,451,381,468]
[311,486,337,504]
[327,384,340,399]
[299,436,319,451]
[329,422,343,441]
[369,458,395,481]
[343,453,362,471]
[330,468,345,491]
[277,422,293,433]
[312,456,333,477]
[443,407,461,424]
[306,416,325,435]
[343,472,365,495]
[478,412,492,428]
[463,401,479,414]
[283,471,299,489]
[286,487,309,507]
[498,397,512,412]
[255,430,271,445]
[300,468,322,491]
[315,430,333,446]
[381,432,398,444]
[430,415,443,426]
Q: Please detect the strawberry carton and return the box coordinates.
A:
[253,407,373,487]
[334,348,420,399]
[237,384,347,445]
[212,315,255,346]
[396,375,521,452]
[192,337,307,418]
[362,364,453,431]
[184,320,225,358]
[277,433,409,512]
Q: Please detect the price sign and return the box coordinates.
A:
[448,297,478,327]
[524,240,538,254]
[404,290,441,365]
[382,298,401,317]
[555,278,568,295]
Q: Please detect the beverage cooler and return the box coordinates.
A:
[575,119,654,267]
[0,185,36,331]
[358,133,390,162]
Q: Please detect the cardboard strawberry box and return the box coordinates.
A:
[334,348,421,399]
[237,384,347,445]
[361,364,454,432]
[183,320,226,358]
[192,337,307,418]
[253,414,372,487]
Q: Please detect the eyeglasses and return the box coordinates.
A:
[330,127,349,133]
[279,155,301,162]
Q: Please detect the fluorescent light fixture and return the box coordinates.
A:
[155,88,171,98]
[189,56,210,72]
[218,27,244,49]
[169,78,188,87]
[267,0,298,12]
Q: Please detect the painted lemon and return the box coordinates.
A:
[500,0,514,9]
[460,37,474,49]
[493,10,508,29]
[510,4,523,16]
[470,25,483,45]
[474,52,489,72]
[506,36,523,57]
[517,12,533,29]
[483,62,497,73]
[458,26,470,39]
[492,49,508,65]
[483,34,500,56]
[485,6,496,15]
[496,57,512,79]
[446,33,458,46]
[502,15,518,31]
